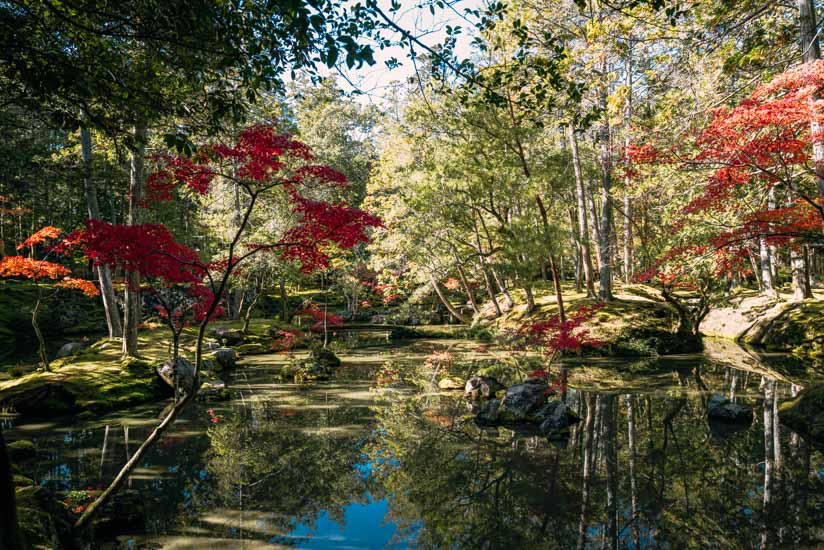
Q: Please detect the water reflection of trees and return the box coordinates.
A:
[367,368,824,549]
[203,399,372,540]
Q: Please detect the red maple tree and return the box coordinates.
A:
[69,124,381,528]
[0,226,99,370]
[688,60,824,247]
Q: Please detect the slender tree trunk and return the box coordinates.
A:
[122,124,147,358]
[456,262,479,314]
[241,279,262,335]
[524,285,535,314]
[760,237,778,297]
[549,255,566,322]
[492,268,514,310]
[597,76,615,301]
[799,0,824,197]
[569,127,597,298]
[32,295,49,371]
[80,123,122,338]
[791,247,813,300]
[279,276,289,322]
[623,45,634,285]
[569,209,582,292]
[0,426,25,550]
[429,273,469,324]
[474,222,502,317]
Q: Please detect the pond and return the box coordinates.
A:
[5,339,824,549]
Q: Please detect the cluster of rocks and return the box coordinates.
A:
[445,374,581,437]
[291,348,342,383]
[154,346,239,402]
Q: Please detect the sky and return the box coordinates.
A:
[329,0,486,105]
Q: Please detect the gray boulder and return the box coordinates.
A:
[309,347,341,369]
[55,342,84,359]
[294,361,332,383]
[500,378,549,421]
[475,399,501,425]
[208,327,244,345]
[707,394,753,423]
[156,357,197,394]
[211,348,237,370]
[536,401,580,434]
[202,340,221,352]
[465,376,505,401]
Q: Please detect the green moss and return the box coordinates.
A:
[7,439,36,461]
[762,302,824,359]
[779,384,824,450]
[15,485,61,550]
[236,342,269,355]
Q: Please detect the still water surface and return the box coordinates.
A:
[7,339,824,549]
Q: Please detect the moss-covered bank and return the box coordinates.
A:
[779,384,824,451]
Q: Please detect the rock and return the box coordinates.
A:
[208,327,244,345]
[236,342,268,355]
[198,380,232,402]
[210,348,237,369]
[536,401,580,434]
[779,384,824,451]
[438,377,463,390]
[156,357,197,394]
[465,376,505,401]
[707,394,753,423]
[475,398,500,425]
[55,342,84,359]
[7,439,37,461]
[202,340,221,352]
[370,314,386,324]
[500,378,549,421]
[294,361,332,383]
[309,347,341,368]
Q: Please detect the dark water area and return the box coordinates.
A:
[5,340,824,549]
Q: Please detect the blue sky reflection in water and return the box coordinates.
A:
[286,497,415,549]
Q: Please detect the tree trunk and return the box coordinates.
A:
[798,0,824,197]
[0,426,25,550]
[279,276,289,322]
[759,237,778,297]
[429,274,470,324]
[474,222,502,317]
[80,124,123,338]
[32,296,49,371]
[597,77,615,301]
[549,254,566,323]
[569,127,597,298]
[241,279,262,334]
[456,262,479,314]
[524,285,535,314]
[623,47,634,285]
[122,124,147,358]
[492,268,514,310]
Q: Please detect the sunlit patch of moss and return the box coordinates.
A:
[779,384,824,450]
[762,302,824,361]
